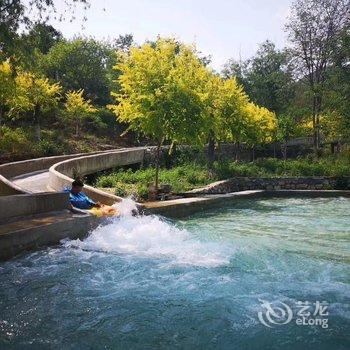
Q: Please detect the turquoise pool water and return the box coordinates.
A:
[0,197,349,349]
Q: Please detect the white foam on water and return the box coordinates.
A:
[112,197,138,217]
[64,199,230,267]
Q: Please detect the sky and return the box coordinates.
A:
[27,0,293,71]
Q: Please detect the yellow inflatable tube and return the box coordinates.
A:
[89,205,119,217]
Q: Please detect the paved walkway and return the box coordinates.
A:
[11,170,50,193]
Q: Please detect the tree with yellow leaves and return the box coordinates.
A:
[65,89,97,137]
[11,71,61,141]
[110,38,211,188]
[110,37,277,186]
[0,60,15,128]
[207,76,252,164]
[204,74,276,164]
[243,102,277,159]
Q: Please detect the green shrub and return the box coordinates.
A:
[0,127,32,157]
[114,183,128,197]
[137,183,149,200]
[34,139,61,156]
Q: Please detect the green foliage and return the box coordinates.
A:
[95,163,213,199]
[212,161,264,178]
[22,23,63,55]
[0,60,15,122]
[95,153,350,199]
[322,29,350,141]
[0,3,348,165]
[43,38,115,105]
[277,115,298,143]
[8,70,61,141]
[64,89,97,136]
[11,71,61,116]
[110,37,277,186]
[252,155,350,177]
[222,40,294,115]
[0,1,89,59]
[110,38,212,147]
[34,139,61,157]
[0,126,31,156]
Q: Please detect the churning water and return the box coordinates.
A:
[0,197,349,349]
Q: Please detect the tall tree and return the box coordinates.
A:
[323,27,350,141]
[205,75,251,166]
[246,41,294,115]
[22,23,63,55]
[114,34,135,52]
[0,59,15,127]
[43,38,115,105]
[222,59,250,93]
[10,71,61,141]
[223,41,294,115]
[110,38,211,188]
[286,0,350,152]
[0,0,89,56]
[65,89,97,137]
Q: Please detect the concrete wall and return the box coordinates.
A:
[0,192,69,223]
[49,147,146,205]
[0,212,100,261]
[0,150,117,179]
[0,175,26,195]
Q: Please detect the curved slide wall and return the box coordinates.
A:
[0,175,25,195]
[0,151,118,196]
[49,148,146,205]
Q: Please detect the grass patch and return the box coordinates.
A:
[95,164,213,200]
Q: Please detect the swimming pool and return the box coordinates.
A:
[0,197,349,349]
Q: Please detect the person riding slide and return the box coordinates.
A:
[65,178,118,216]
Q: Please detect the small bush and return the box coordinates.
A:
[0,127,32,157]
[34,139,61,156]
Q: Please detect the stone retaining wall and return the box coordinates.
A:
[187,177,350,195]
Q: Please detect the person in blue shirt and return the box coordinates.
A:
[65,178,101,210]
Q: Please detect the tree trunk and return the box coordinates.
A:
[0,104,3,137]
[315,94,322,152]
[207,130,215,169]
[283,142,287,160]
[312,94,317,155]
[34,105,41,142]
[75,123,80,137]
[312,93,323,156]
[155,142,161,190]
[235,142,240,162]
